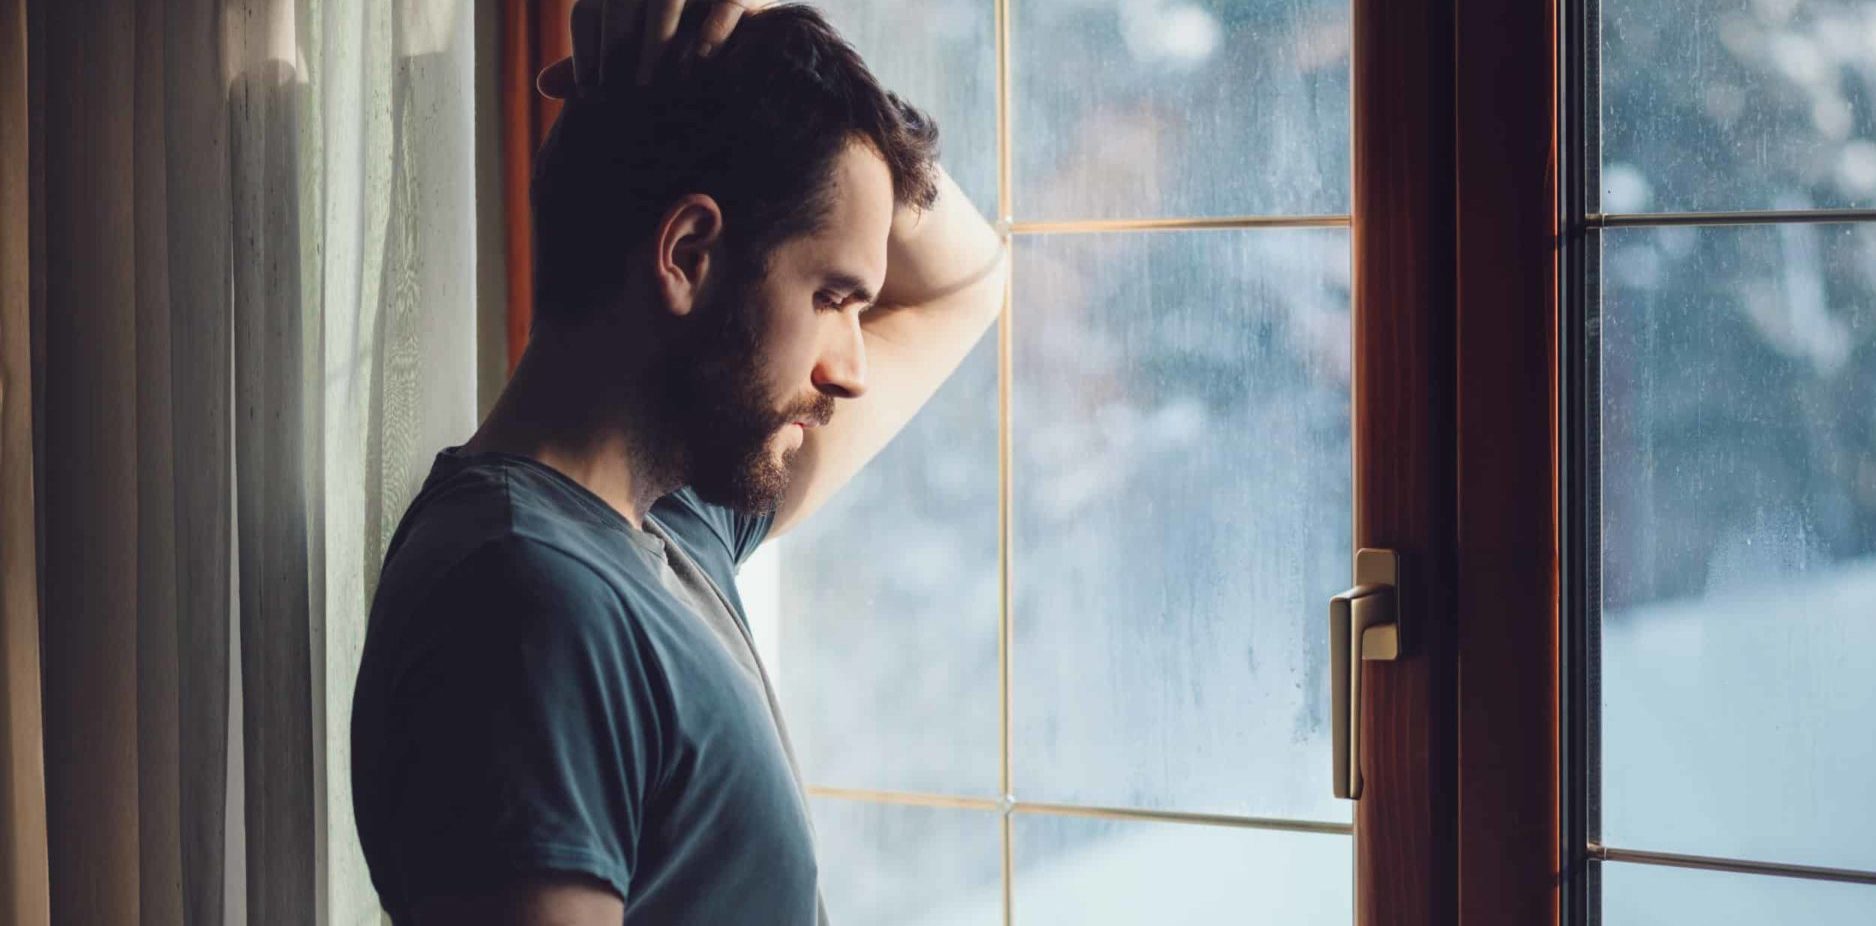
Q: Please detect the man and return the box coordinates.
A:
[348,1,1005,923]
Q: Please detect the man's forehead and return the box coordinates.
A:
[794,145,894,283]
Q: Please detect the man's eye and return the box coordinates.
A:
[816,292,844,310]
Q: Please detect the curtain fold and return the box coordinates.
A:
[163,2,237,922]
[131,1,186,921]
[13,1,479,922]
[40,5,146,924]
[230,1,317,918]
[0,0,51,921]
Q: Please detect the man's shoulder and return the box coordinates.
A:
[373,463,652,629]
[381,455,649,600]
[423,534,630,630]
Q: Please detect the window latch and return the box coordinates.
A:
[1329,548,1404,800]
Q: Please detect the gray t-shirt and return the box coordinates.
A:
[350,446,824,924]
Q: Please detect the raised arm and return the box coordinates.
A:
[767,165,1008,538]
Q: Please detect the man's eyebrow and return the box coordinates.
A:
[821,272,877,306]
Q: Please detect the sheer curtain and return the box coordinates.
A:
[2,1,478,923]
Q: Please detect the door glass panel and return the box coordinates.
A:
[1601,0,1876,213]
[1013,0,1351,221]
[1011,229,1352,823]
[811,0,998,210]
[1600,224,1876,871]
[1600,861,1876,926]
[746,0,1357,919]
[1588,2,1876,915]
[1013,814,1352,925]
[766,339,1001,795]
[811,798,1004,925]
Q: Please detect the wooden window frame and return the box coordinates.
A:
[1354,0,1561,923]
[1452,0,1563,923]
[1349,0,1458,922]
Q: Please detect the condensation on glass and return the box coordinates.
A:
[1593,0,1876,914]
[1599,224,1876,872]
[810,799,1004,925]
[1014,0,1351,220]
[1599,860,1876,925]
[1601,0,1876,213]
[811,0,1000,209]
[1013,814,1353,925]
[746,0,1358,920]
[775,338,1001,796]
[1012,229,1352,824]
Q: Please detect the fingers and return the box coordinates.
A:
[569,0,603,92]
[596,0,640,89]
[636,0,686,86]
[695,0,748,59]
[572,0,759,93]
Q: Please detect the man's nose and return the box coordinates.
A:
[812,310,868,400]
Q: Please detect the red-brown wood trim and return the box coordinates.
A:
[498,0,535,376]
[1453,0,1562,923]
[534,1,573,145]
[498,0,574,377]
[1351,0,1458,923]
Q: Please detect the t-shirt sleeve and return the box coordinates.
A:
[379,537,664,907]
[727,499,775,565]
[661,485,775,566]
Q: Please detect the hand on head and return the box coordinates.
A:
[539,0,770,99]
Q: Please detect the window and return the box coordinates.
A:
[740,0,1359,921]
[1571,0,1876,920]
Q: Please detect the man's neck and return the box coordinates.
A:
[459,323,679,530]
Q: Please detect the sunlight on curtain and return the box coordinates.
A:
[22,0,475,922]
[11,0,476,914]
[282,1,478,922]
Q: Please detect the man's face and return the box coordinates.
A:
[658,142,895,513]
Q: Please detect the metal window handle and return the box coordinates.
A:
[1330,548,1403,800]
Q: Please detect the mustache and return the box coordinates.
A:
[786,393,837,427]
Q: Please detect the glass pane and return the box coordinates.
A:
[814,0,998,211]
[1013,814,1351,925]
[1599,224,1876,870]
[1601,861,1876,925]
[1014,0,1351,221]
[1012,229,1351,822]
[1601,0,1876,213]
[770,339,1001,795]
[811,799,1003,926]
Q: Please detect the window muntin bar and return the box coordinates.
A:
[1591,845,1876,888]
[1014,215,1351,235]
[1587,209,1876,228]
[810,785,1353,837]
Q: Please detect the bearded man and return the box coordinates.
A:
[348,2,1005,923]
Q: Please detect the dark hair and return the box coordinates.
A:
[530,3,940,327]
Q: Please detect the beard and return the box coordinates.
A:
[652,254,834,515]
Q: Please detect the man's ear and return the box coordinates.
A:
[652,194,725,318]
